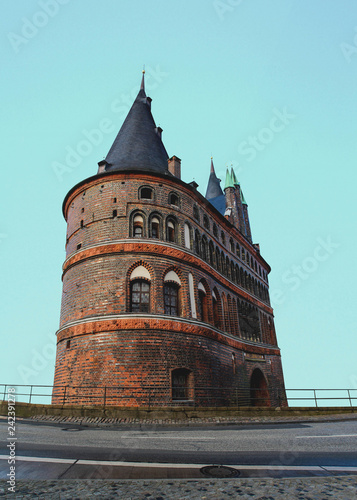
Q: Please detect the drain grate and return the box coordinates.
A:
[61,428,82,432]
[200,465,240,478]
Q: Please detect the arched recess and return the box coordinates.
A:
[197,280,210,323]
[166,216,178,243]
[148,212,163,239]
[163,270,182,316]
[250,368,270,407]
[201,235,208,261]
[129,210,146,238]
[212,287,222,329]
[184,222,192,250]
[129,265,151,313]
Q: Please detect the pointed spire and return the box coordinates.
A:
[205,157,224,200]
[140,67,145,91]
[240,189,247,205]
[210,156,215,174]
[231,167,239,186]
[224,169,235,190]
[100,71,169,173]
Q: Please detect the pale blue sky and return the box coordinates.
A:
[1,0,356,397]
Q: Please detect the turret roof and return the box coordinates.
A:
[231,167,239,186]
[224,169,235,189]
[102,72,169,173]
[205,158,224,200]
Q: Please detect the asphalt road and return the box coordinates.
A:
[1,419,357,479]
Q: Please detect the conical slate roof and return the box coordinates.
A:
[205,158,224,200]
[103,73,169,173]
[205,158,226,214]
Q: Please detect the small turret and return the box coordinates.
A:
[241,188,252,242]
[205,158,226,214]
[224,169,240,228]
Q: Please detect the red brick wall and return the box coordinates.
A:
[53,170,286,406]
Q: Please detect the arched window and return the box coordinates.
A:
[215,247,221,272]
[130,280,150,312]
[133,215,144,237]
[166,219,176,242]
[201,236,207,261]
[194,230,200,256]
[184,223,192,249]
[213,223,218,238]
[168,192,180,207]
[172,368,192,400]
[208,241,214,266]
[164,271,181,316]
[193,205,199,221]
[164,283,179,316]
[112,210,117,218]
[150,216,160,239]
[212,289,221,329]
[203,215,209,231]
[139,186,153,200]
[221,231,225,246]
[198,282,208,323]
[236,243,240,258]
[230,238,234,253]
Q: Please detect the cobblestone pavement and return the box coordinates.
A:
[1,476,356,499]
[27,411,357,427]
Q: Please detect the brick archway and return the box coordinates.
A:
[250,368,270,407]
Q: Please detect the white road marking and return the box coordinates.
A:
[0,456,356,472]
[0,455,74,464]
[295,434,357,439]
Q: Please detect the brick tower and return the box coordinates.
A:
[52,72,286,407]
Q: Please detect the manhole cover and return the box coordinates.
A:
[200,465,240,478]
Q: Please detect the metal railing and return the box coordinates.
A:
[1,384,356,408]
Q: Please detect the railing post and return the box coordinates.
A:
[348,389,352,408]
[148,388,151,409]
[313,389,318,407]
[62,385,67,405]
[3,385,7,402]
[29,385,33,404]
[103,386,107,407]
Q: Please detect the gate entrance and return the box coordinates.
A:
[250,368,270,406]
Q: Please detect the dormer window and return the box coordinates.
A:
[169,192,180,207]
[139,186,153,200]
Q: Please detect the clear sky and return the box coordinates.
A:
[1,0,356,398]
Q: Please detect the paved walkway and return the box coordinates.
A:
[1,476,356,499]
[27,411,357,427]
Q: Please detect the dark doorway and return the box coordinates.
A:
[250,368,270,406]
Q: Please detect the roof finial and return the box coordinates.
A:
[140,65,145,91]
[210,156,215,174]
